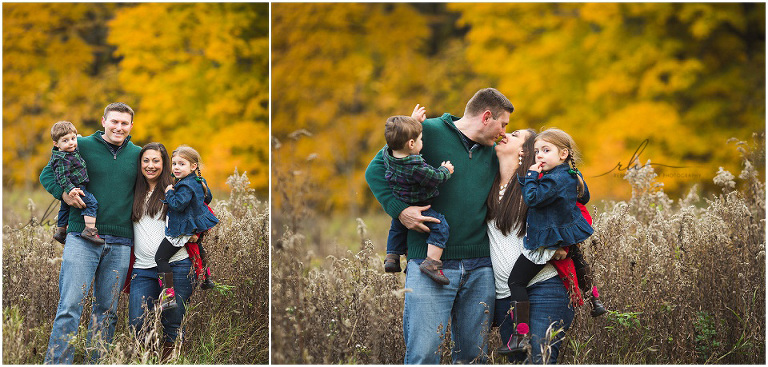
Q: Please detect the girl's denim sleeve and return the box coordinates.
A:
[165,185,194,212]
[522,170,561,208]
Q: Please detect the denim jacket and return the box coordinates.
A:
[163,175,219,237]
[519,163,593,250]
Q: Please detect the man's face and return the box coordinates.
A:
[481,110,510,146]
[101,111,133,145]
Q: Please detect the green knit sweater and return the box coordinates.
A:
[365,113,499,260]
[40,132,141,239]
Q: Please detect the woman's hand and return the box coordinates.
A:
[552,247,568,260]
[411,104,426,123]
[165,185,174,193]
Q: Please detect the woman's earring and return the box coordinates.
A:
[518,156,523,165]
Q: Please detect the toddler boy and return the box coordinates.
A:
[380,111,454,285]
[49,121,103,244]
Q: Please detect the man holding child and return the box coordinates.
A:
[40,102,141,364]
[366,88,513,364]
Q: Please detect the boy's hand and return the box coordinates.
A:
[411,104,426,123]
[441,161,454,174]
[529,162,544,173]
[165,185,174,193]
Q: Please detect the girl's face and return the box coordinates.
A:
[495,130,531,157]
[141,149,164,184]
[534,139,568,171]
[171,155,197,179]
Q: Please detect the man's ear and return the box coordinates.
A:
[481,110,493,125]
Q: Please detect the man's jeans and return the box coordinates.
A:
[403,259,495,364]
[44,233,131,364]
[494,276,575,364]
[128,258,196,343]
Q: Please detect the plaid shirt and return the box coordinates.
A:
[382,146,451,205]
[50,147,89,194]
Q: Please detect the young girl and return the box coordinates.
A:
[505,128,603,353]
[155,145,220,310]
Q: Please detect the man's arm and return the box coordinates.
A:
[40,161,64,200]
[365,148,409,219]
[364,148,438,232]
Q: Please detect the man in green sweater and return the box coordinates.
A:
[365,88,514,364]
[40,103,141,364]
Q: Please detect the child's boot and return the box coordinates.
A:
[573,250,608,317]
[588,286,607,317]
[200,266,215,290]
[418,257,450,285]
[53,226,67,244]
[80,227,105,245]
[500,301,530,355]
[384,253,402,273]
[158,272,178,311]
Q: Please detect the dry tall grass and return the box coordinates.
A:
[271,134,765,364]
[2,170,269,364]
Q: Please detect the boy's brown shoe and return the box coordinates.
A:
[384,254,402,273]
[53,227,67,244]
[419,257,450,285]
[80,227,105,245]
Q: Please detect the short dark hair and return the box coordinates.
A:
[465,88,515,119]
[384,115,422,150]
[51,121,77,142]
[103,102,134,123]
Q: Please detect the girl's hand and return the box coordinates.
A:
[441,161,454,174]
[529,162,544,173]
[411,104,426,123]
[165,185,174,193]
[552,247,568,261]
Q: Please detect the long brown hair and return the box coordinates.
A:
[486,128,537,236]
[131,142,173,222]
[536,128,586,198]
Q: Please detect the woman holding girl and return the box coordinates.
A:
[487,129,577,364]
[128,143,197,358]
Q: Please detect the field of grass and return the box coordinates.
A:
[2,170,269,364]
[272,135,765,364]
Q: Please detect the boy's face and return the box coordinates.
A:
[409,133,424,155]
[54,132,78,152]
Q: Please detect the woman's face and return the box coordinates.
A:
[141,149,164,184]
[495,129,531,157]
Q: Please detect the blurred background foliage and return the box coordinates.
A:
[272,3,764,217]
[3,3,269,195]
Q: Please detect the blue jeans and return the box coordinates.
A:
[128,258,195,343]
[494,276,575,364]
[387,208,449,255]
[403,259,495,364]
[57,185,99,227]
[45,233,131,364]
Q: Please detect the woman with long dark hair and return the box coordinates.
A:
[487,129,575,363]
[128,142,196,360]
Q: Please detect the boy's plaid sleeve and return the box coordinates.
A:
[412,162,451,188]
[52,158,76,195]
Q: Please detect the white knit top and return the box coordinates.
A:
[488,184,558,299]
[133,194,188,269]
